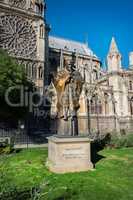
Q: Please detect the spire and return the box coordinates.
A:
[85,33,88,47]
[109,37,119,54]
[107,37,122,72]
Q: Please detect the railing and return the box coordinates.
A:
[0,128,54,145]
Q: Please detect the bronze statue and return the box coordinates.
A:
[53,64,83,136]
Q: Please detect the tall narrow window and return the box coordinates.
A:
[35,3,40,14]
[32,64,37,79]
[93,70,98,80]
[27,63,32,78]
[40,24,44,38]
[38,66,43,79]
[90,95,102,114]
[35,3,43,15]
[90,97,95,114]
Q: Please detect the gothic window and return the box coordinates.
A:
[97,100,102,114]
[35,3,40,13]
[38,66,43,79]
[93,70,98,80]
[27,63,32,78]
[18,61,29,77]
[90,97,95,114]
[23,62,27,73]
[35,3,43,15]
[0,15,37,58]
[32,63,37,79]
[40,3,43,15]
[25,64,29,76]
[40,24,44,38]
[90,95,102,114]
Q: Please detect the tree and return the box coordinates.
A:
[0,49,35,123]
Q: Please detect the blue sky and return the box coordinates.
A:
[46,0,133,67]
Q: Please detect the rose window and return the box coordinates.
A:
[0,15,37,58]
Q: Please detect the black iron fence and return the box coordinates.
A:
[0,127,54,145]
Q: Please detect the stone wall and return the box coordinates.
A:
[78,116,116,135]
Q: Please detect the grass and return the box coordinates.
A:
[0,147,133,200]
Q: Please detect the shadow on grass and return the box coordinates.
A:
[91,142,105,167]
[14,149,22,154]
[91,133,111,166]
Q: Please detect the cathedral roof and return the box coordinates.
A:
[49,36,97,58]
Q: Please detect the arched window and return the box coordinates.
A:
[35,3,43,15]
[40,24,44,38]
[27,63,32,78]
[32,64,37,79]
[40,3,43,15]
[25,64,28,76]
[90,96,95,114]
[93,70,98,80]
[97,99,102,114]
[35,3,40,14]
[90,95,102,114]
[38,66,43,79]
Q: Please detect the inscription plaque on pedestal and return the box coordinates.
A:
[47,136,93,173]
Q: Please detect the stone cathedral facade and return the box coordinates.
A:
[49,37,133,135]
[0,1,133,135]
[0,0,49,94]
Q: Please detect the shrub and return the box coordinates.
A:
[108,134,133,149]
[0,145,13,154]
[126,134,133,147]
[0,137,14,154]
[0,187,31,200]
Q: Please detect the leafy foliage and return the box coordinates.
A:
[0,49,35,120]
[0,137,14,155]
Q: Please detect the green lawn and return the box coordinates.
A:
[0,147,133,200]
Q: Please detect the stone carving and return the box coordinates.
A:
[0,15,37,58]
[9,0,26,8]
[9,0,26,9]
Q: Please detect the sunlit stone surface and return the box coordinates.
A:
[47,136,93,173]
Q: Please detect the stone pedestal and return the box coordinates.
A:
[47,135,93,173]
